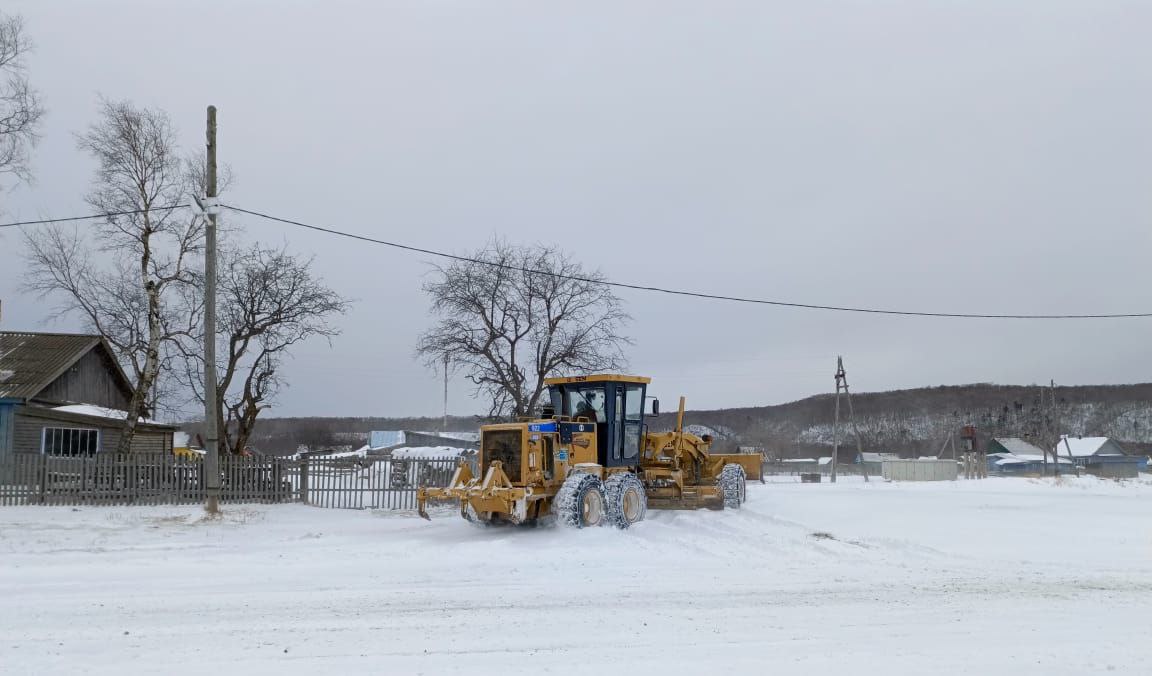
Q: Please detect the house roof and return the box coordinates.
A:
[0,332,132,400]
[1055,436,1125,458]
[992,437,1047,456]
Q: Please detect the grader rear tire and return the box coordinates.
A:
[555,472,606,528]
[604,473,647,529]
[719,464,747,509]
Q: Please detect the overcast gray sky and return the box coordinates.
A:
[0,0,1149,419]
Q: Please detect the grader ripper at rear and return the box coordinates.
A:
[417,375,759,528]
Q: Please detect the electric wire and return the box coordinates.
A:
[221,204,1152,320]
[5,201,1148,320]
[0,203,191,229]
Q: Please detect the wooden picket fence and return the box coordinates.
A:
[0,452,468,509]
[0,453,295,506]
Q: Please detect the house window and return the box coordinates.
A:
[41,427,101,456]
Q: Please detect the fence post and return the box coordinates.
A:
[38,454,48,505]
[299,455,309,505]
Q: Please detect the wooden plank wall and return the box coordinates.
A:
[35,348,132,410]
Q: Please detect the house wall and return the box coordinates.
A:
[10,407,173,456]
[0,401,14,457]
[1083,459,1140,479]
[1098,440,1129,456]
[34,348,131,409]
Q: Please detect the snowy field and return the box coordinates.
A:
[1,477,1150,675]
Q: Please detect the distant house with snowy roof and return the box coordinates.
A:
[987,437,1047,457]
[987,452,1074,476]
[1053,436,1140,478]
[372,430,478,451]
[321,430,479,458]
[0,332,175,459]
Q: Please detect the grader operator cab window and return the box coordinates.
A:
[569,387,606,423]
[623,384,643,460]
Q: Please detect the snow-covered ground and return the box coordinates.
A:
[1,476,1150,675]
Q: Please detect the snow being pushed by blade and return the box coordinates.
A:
[1,477,1151,675]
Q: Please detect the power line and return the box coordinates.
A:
[223,204,1152,320]
[0,204,190,229]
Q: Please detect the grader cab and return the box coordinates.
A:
[417,375,758,528]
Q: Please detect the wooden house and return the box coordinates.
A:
[0,332,175,458]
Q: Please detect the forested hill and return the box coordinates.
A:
[663,383,1152,458]
[243,383,1152,457]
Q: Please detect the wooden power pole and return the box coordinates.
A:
[831,356,866,484]
[203,105,221,513]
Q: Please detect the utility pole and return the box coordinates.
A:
[203,105,221,514]
[1049,379,1060,477]
[842,363,868,483]
[831,359,841,483]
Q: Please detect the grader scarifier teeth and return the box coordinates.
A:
[417,489,431,520]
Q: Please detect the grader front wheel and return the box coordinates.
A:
[604,473,647,529]
[556,472,606,528]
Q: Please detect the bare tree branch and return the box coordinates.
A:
[417,238,631,420]
[0,13,44,192]
[175,242,350,454]
[22,98,203,451]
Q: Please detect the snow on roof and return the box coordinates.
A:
[993,437,1047,456]
[859,452,900,463]
[994,453,1074,467]
[391,446,473,460]
[53,404,158,425]
[1056,436,1124,458]
[781,458,817,463]
[818,456,832,465]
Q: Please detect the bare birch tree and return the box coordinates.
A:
[23,99,203,450]
[417,239,630,420]
[0,13,44,192]
[177,243,349,454]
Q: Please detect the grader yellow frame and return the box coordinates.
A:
[417,375,757,528]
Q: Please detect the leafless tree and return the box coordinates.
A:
[0,13,44,192]
[177,243,349,455]
[417,239,630,420]
[23,99,203,450]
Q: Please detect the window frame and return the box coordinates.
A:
[40,426,102,457]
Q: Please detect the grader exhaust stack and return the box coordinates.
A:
[417,375,759,528]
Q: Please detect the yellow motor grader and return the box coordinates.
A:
[417,375,760,528]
